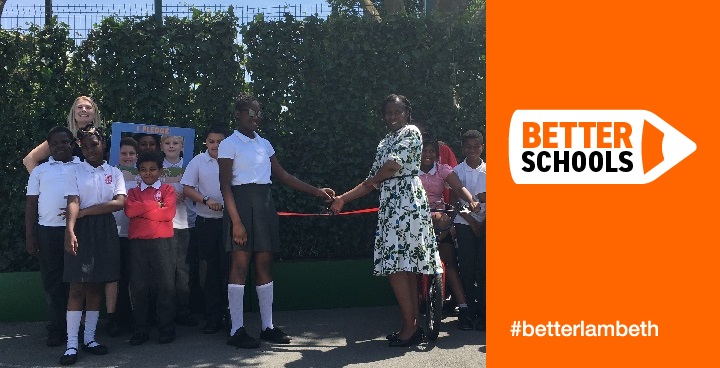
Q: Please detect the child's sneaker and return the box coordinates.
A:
[227,327,260,349]
[260,327,291,344]
[458,307,474,330]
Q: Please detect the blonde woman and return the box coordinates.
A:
[23,96,102,173]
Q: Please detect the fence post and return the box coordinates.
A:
[154,0,162,22]
[45,0,52,23]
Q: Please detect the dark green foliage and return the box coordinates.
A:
[0,11,484,271]
[244,14,484,259]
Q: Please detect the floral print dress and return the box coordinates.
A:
[369,125,442,276]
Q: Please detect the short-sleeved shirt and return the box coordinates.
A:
[180,151,223,219]
[217,130,275,185]
[163,157,193,229]
[65,161,127,210]
[113,175,139,237]
[453,159,486,224]
[27,156,82,227]
[419,162,453,208]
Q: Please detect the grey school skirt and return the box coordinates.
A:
[223,184,280,252]
[64,213,121,283]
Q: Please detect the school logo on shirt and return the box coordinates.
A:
[508,110,696,184]
[153,190,162,202]
[105,174,113,185]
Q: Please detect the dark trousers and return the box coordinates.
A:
[36,225,69,333]
[130,238,176,333]
[115,237,133,325]
[187,226,204,314]
[455,222,486,319]
[196,216,228,321]
[172,228,191,317]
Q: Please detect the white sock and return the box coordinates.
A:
[66,311,82,351]
[228,284,245,335]
[84,310,100,346]
[256,282,274,331]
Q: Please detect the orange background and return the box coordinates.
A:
[489,1,718,366]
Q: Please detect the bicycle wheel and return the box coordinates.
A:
[424,274,443,341]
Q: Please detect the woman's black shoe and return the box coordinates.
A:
[385,331,399,340]
[388,328,423,347]
[129,332,150,346]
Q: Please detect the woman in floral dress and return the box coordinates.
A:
[330,94,441,347]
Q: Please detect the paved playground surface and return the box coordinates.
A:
[0,306,486,368]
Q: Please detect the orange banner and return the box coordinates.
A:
[490,1,717,366]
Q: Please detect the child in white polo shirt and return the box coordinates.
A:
[62,126,126,365]
[452,130,487,331]
[219,94,334,349]
[25,126,81,347]
[181,125,229,334]
[161,134,197,327]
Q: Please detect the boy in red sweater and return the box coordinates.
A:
[124,151,177,345]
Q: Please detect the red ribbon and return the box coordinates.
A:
[277,208,379,217]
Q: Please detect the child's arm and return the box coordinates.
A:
[270,155,334,199]
[24,196,40,256]
[444,171,481,212]
[22,141,51,174]
[125,190,161,218]
[139,185,176,221]
[77,195,126,218]
[65,195,80,256]
[219,157,248,246]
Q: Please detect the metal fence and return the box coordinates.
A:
[1,3,339,42]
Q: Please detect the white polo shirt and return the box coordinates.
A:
[218,130,275,185]
[113,174,139,237]
[162,157,194,229]
[65,161,127,210]
[27,156,82,227]
[180,151,223,219]
[453,159,487,225]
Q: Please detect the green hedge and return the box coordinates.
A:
[0,10,484,271]
[243,13,485,258]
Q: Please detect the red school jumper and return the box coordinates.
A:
[125,184,176,239]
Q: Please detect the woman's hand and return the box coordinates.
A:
[329,195,346,214]
[468,201,481,213]
[65,230,78,256]
[232,222,248,246]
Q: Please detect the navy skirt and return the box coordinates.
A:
[64,213,121,282]
[223,184,280,252]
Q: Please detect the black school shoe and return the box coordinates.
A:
[158,330,176,344]
[59,347,78,366]
[81,341,109,355]
[129,332,150,346]
[227,327,260,349]
[260,327,291,344]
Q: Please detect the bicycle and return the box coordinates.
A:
[418,200,464,341]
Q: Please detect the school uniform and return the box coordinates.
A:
[64,161,126,283]
[125,181,177,334]
[27,156,81,336]
[217,130,280,252]
[181,150,228,323]
[164,158,194,319]
[452,159,487,318]
[112,172,140,326]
